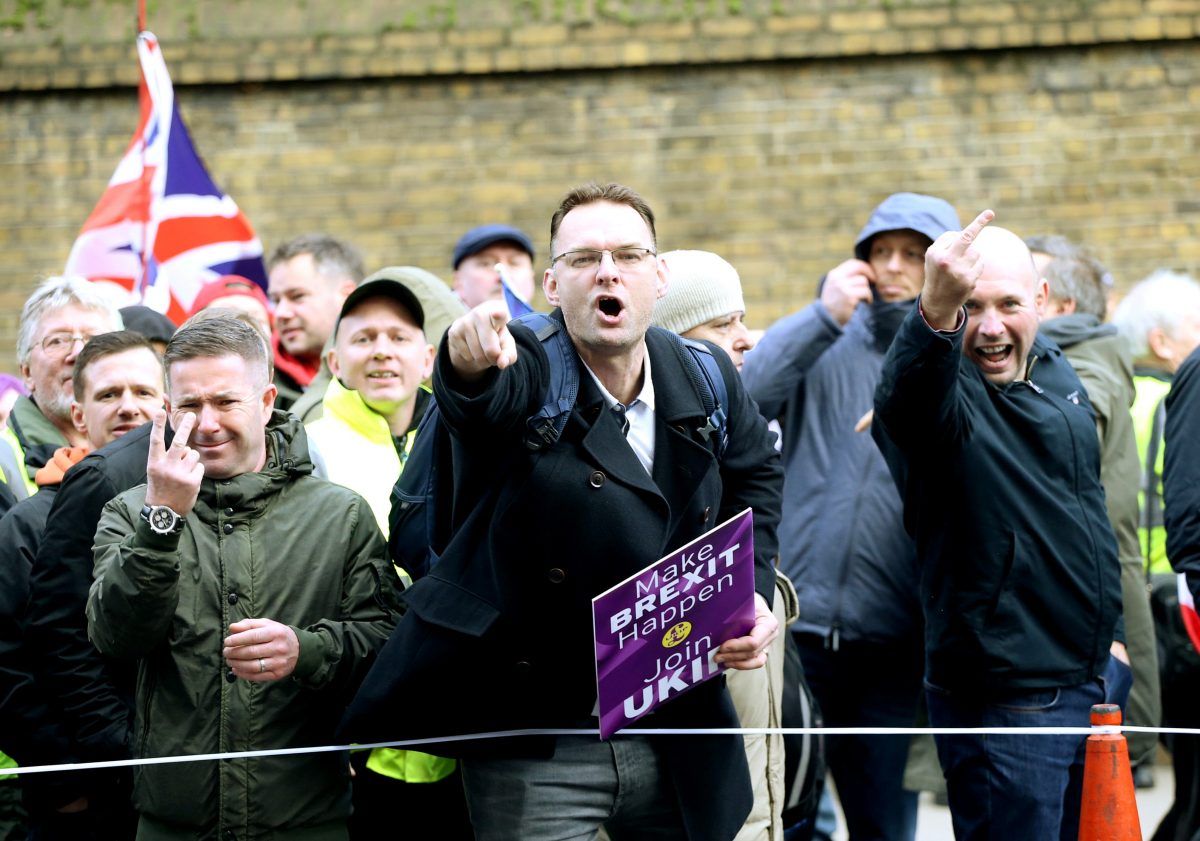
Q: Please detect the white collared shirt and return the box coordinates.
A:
[581,349,656,475]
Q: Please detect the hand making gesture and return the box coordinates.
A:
[447,298,519,381]
[920,209,995,331]
[145,410,203,516]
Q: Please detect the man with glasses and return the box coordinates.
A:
[1,276,122,499]
[351,183,784,840]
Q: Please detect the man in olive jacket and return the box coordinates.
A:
[87,316,402,841]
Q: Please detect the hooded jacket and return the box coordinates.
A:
[873,305,1121,694]
[741,192,959,644]
[87,412,402,839]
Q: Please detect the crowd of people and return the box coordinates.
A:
[0,182,1198,841]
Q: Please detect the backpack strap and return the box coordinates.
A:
[512,312,580,451]
[665,331,730,460]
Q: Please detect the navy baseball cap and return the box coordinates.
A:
[452,224,535,269]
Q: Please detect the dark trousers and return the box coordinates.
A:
[794,633,921,841]
[349,757,473,841]
[926,676,1103,841]
[23,770,136,841]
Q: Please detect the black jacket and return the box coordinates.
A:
[25,423,158,761]
[872,304,1121,694]
[0,487,95,809]
[0,488,68,763]
[1165,345,1200,603]
[345,312,784,841]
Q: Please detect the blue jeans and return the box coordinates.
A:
[460,735,686,841]
[926,675,1105,841]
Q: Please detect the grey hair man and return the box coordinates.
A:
[2,276,122,499]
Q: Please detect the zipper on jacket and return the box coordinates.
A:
[825,624,841,652]
[1031,381,1110,676]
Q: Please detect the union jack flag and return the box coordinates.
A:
[65,31,266,324]
[1180,574,1200,654]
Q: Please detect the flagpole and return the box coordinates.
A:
[137,0,148,300]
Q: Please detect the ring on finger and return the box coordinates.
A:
[258,658,266,674]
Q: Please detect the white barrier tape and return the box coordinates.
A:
[7,724,1200,776]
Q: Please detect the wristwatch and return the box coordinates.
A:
[140,504,185,536]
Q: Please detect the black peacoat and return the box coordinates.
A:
[343,309,783,841]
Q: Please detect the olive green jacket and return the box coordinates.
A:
[87,411,402,840]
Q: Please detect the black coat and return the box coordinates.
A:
[0,488,65,756]
[344,313,783,841]
[872,304,1121,695]
[25,423,158,762]
[1165,345,1200,602]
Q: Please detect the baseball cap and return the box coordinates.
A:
[337,267,466,347]
[452,224,535,269]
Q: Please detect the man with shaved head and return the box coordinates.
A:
[872,213,1123,841]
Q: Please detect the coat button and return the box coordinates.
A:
[588,471,605,488]
[225,669,236,684]
[547,568,566,584]
[700,506,711,524]
[223,831,237,841]
[514,660,532,676]
[222,523,234,535]
[227,592,238,605]
[224,507,234,516]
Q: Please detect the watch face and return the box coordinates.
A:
[150,507,177,532]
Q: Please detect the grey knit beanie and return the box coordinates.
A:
[652,250,746,335]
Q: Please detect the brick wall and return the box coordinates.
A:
[2,0,1199,371]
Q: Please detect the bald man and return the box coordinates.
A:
[871,214,1123,841]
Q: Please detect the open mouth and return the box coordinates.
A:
[597,296,624,322]
[974,344,1013,369]
[366,372,398,380]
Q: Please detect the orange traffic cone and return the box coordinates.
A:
[1078,703,1141,841]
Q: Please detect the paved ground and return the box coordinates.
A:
[828,760,1174,840]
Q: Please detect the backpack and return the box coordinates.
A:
[389,311,730,581]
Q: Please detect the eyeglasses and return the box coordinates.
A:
[551,247,657,272]
[40,332,96,357]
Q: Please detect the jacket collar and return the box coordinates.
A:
[193,410,314,520]
[321,378,394,446]
[9,394,69,450]
[573,325,719,540]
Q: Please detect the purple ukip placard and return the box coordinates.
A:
[592,508,755,740]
